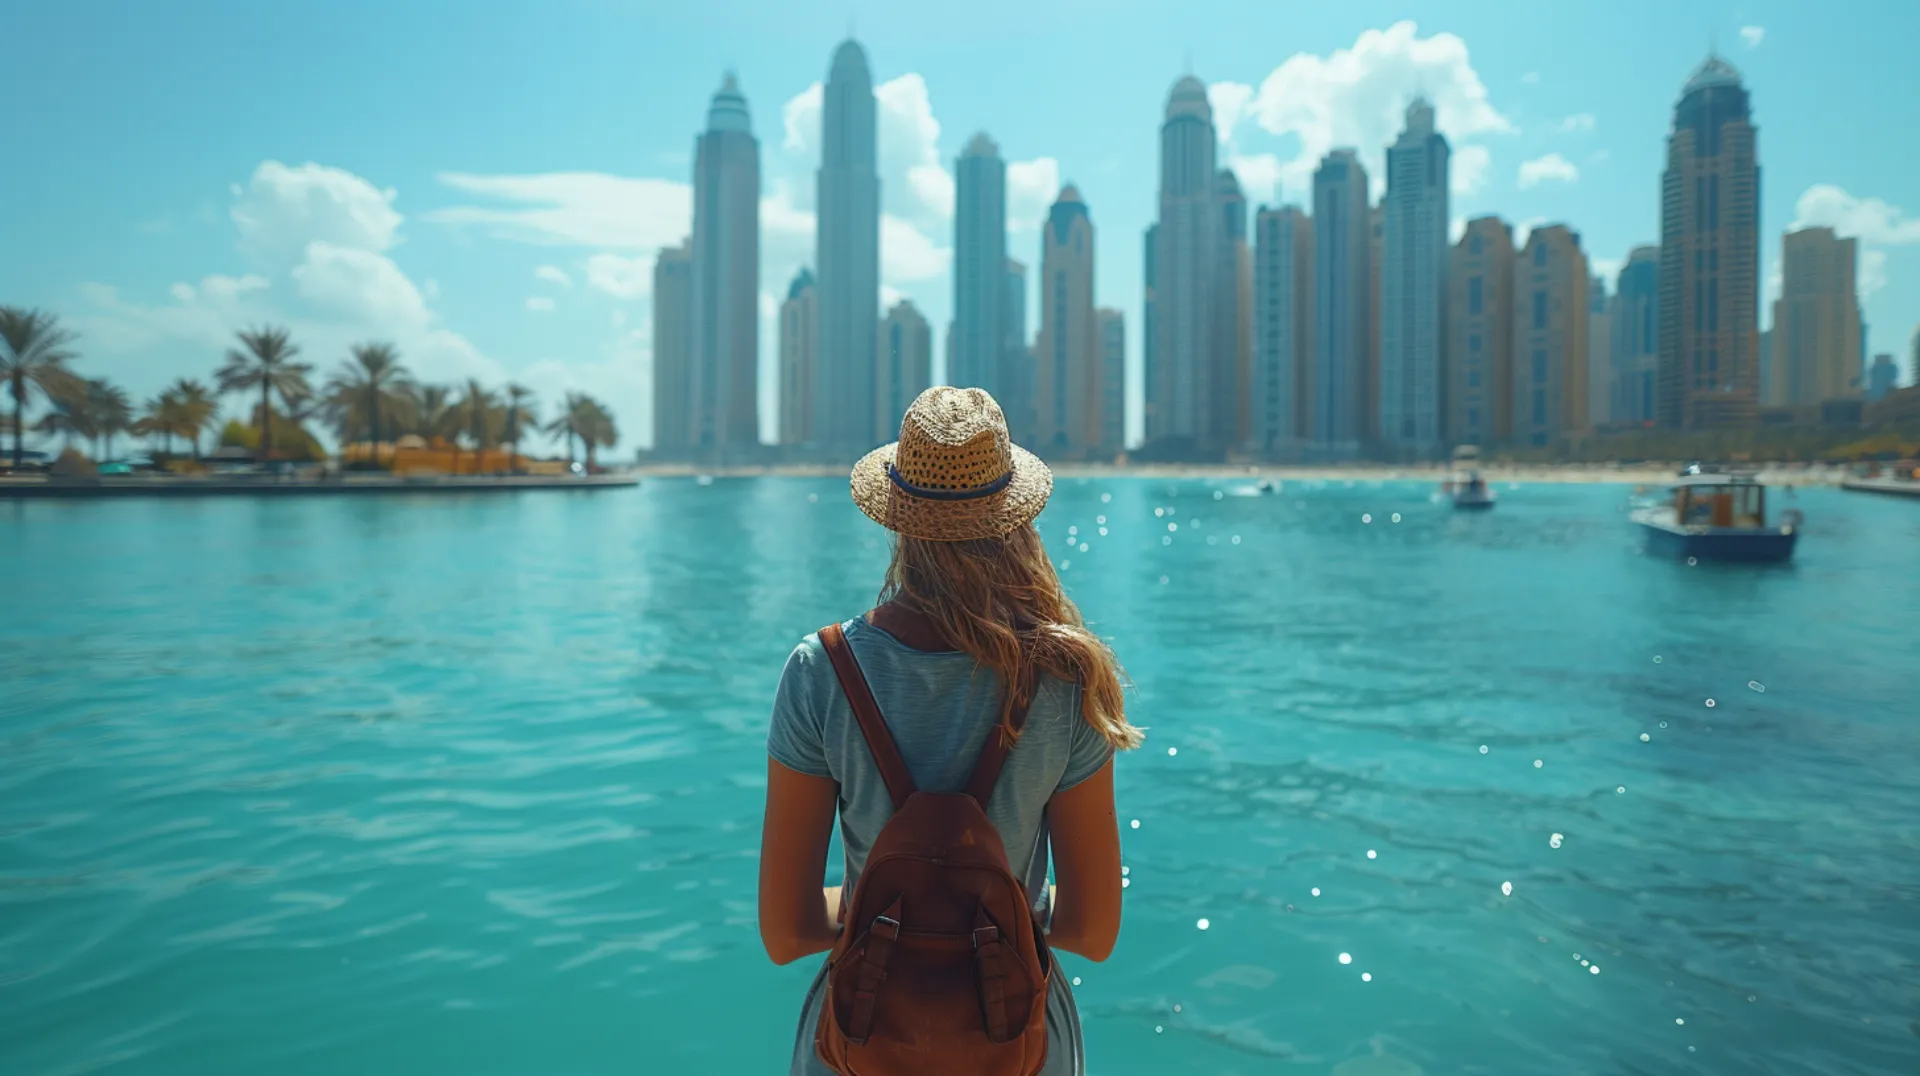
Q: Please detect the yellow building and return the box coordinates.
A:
[1770,226,1861,407]
[1512,225,1590,447]
[1447,216,1515,445]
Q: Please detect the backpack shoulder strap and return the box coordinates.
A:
[819,622,916,811]
[963,667,1036,807]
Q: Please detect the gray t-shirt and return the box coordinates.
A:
[767,616,1115,1076]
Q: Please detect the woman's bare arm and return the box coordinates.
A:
[1045,759,1122,961]
[758,758,842,965]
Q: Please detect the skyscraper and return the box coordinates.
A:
[1380,98,1451,456]
[1142,224,1158,436]
[953,133,1008,394]
[1312,149,1371,453]
[689,73,761,457]
[814,39,882,454]
[1096,308,1125,454]
[1610,246,1660,424]
[1866,354,1897,401]
[1445,216,1514,445]
[1911,324,1920,386]
[1148,75,1218,456]
[876,299,932,434]
[1588,275,1611,426]
[777,267,816,445]
[1002,258,1035,444]
[650,240,693,454]
[1367,203,1384,445]
[1513,225,1590,447]
[1252,205,1313,451]
[1770,226,1862,406]
[1035,186,1099,456]
[1658,55,1761,429]
[1213,169,1252,454]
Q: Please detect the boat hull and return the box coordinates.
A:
[1636,520,1798,563]
[1452,495,1496,511]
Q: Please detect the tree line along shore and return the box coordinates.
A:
[2,307,622,476]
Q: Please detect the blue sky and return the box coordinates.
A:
[5,0,1917,450]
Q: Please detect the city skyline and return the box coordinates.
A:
[6,4,1917,453]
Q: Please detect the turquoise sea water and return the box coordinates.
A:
[4,479,1918,1076]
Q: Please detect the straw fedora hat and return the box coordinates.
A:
[850,386,1052,541]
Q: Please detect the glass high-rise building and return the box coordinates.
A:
[777,267,816,446]
[1658,55,1761,429]
[1252,205,1313,452]
[1035,186,1099,456]
[1380,98,1450,456]
[689,73,761,458]
[1147,75,1218,456]
[1312,149,1371,454]
[1096,308,1125,455]
[876,299,932,436]
[1610,247,1660,425]
[813,40,881,454]
[650,240,693,454]
[952,133,1008,395]
[1213,169,1251,454]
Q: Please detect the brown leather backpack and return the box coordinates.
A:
[814,622,1051,1076]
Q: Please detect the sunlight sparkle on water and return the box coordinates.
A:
[1167,747,1178,756]
[1130,819,1140,829]
[1100,492,1111,502]
[1311,887,1321,897]
[1705,698,1717,708]
[1338,952,1351,964]
[1366,849,1377,859]
[1749,680,1766,692]
[1501,881,1513,896]
[1479,745,1488,754]
[1196,918,1210,931]
[1361,972,1372,982]
[1550,833,1564,849]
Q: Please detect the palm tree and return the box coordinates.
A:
[456,379,499,473]
[34,380,92,454]
[138,393,180,457]
[1,306,81,469]
[215,326,310,462]
[548,393,619,471]
[503,384,536,474]
[407,384,457,444]
[87,380,133,461]
[546,391,587,465]
[168,379,218,459]
[322,343,411,466]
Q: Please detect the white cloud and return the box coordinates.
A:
[430,172,692,250]
[1449,216,1467,244]
[1514,217,1549,248]
[1557,113,1596,133]
[1792,185,1920,244]
[1517,153,1579,189]
[534,264,572,288]
[231,160,403,265]
[583,252,654,300]
[1228,153,1286,205]
[1590,256,1624,285]
[1859,249,1887,299]
[1007,157,1062,232]
[882,215,948,282]
[1588,149,1611,165]
[880,284,904,311]
[1451,145,1491,195]
[875,74,953,227]
[525,296,555,313]
[1740,26,1765,49]
[1212,21,1515,199]
[82,160,505,408]
[782,82,823,152]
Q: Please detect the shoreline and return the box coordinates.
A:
[0,473,641,499]
[630,462,1854,488]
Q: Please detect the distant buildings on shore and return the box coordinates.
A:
[645,46,1896,465]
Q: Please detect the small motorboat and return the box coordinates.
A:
[1442,446,1496,511]
[1631,466,1801,563]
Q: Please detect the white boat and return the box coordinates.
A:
[1442,446,1496,511]
[1631,466,1801,563]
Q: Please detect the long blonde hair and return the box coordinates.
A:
[881,525,1142,750]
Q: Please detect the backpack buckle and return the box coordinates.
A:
[971,924,1000,950]
[873,914,901,940]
